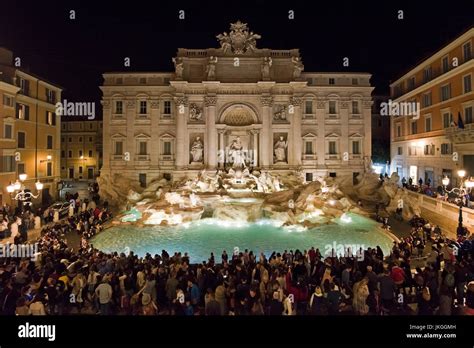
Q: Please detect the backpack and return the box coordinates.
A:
[444,273,455,288]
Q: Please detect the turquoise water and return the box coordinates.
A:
[91,213,394,263]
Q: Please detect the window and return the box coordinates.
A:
[115,101,123,114]
[424,144,435,156]
[408,76,415,90]
[139,173,147,188]
[88,150,93,157]
[115,141,123,155]
[16,103,29,120]
[139,141,147,155]
[425,116,432,132]
[79,137,82,142]
[443,112,453,128]
[163,101,171,114]
[306,173,313,182]
[17,132,25,148]
[328,78,335,85]
[89,137,93,142]
[17,163,25,175]
[0,156,15,173]
[329,141,337,154]
[396,123,402,137]
[89,123,93,129]
[139,101,147,114]
[2,95,13,107]
[422,92,432,107]
[441,84,451,101]
[463,74,472,93]
[410,120,417,134]
[397,146,403,155]
[441,143,451,155]
[47,135,53,149]
[79,166,83,174]
[351,78,358,85]
[465,106,473,124]
[18,78,29,95]
[442,55,449,73]
[164,141,171,155]
[46,88,56,104]
[4,124,12,139]
[329,172,336,178]
[423,66,432,83]
[305,141,313,155]
[463,42,472,61]
[68,137,72,142]
[352,141,360,155]
[47,162,52,176]
[61,150,65,158]
[352,101,360,114]
[329,101,337,114]
[304,101,313,114]
[46,111,55,125]
[68,151,72,158]
[409,146,417,156]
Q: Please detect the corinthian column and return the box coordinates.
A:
[290,96,303,166]
[260,95,273,168]
[175,96,188,168]
[205,96,218,169]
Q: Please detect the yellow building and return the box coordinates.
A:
[60,120,103,180]
[0,48,62,206]
[390,28,473,187]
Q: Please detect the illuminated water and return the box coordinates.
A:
[91,213,394,263]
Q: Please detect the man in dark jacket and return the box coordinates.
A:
[378,268,396,311]
[204,290,221,315]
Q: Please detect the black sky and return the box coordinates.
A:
[0,0,473,112]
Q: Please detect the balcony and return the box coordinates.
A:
[445,123,474,143]
[135,154,150,161]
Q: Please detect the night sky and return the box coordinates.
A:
[1,0,473,114]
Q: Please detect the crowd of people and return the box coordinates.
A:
[1,205,473,316]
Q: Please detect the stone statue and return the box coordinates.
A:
[228,136,246,168]
[189,104,202,121]
[190,136,204,163]
[291,56,304,79]
[172,57,184,79]
[206,56,218,80]
[246,32,261,52]
[216,32,232,54]
[261,57,272,80]
[274,136,288,163]
[273,105,286,121]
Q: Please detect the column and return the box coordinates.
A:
[175,96,188,168]
[150,99,160,169]
[316,99,326,166]
[340,99,349,168]
[205,96,218,169]
[101,99,111,172]
[126,99,136,166]
[290,96,303,166]
[218,130,225,168]
[260,96,273,168]
[251,130,259,167]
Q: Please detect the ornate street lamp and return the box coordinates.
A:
[6,173,43,208]
[442,169,474,236]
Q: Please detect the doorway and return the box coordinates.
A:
[69,167,74,179]
[87,167,94,180]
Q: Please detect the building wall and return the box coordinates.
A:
[60,120,103,180]
[390,28,474,187]
[100,52,373,187]
[0,48,62,206]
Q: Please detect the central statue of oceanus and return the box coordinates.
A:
[216,21,261,55]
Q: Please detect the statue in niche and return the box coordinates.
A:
[291,56,304,79]
[228,136,246,168]
[274,136,288,163]
[206,56,218,80]
[189,104,203,121]
[273,105,287,121]
[172,57,184,79]
[190,136,204,163]
[261,57,272,80]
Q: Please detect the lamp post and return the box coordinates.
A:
[6,173,43,210]
[442,169,474,236]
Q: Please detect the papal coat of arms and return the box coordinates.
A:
[216,21,261,55]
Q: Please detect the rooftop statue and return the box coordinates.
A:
[216,21,261,55]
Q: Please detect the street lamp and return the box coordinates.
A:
[442,170,474,236]
[6,173,43,208]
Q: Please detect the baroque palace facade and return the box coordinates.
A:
[100,22,374,186]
